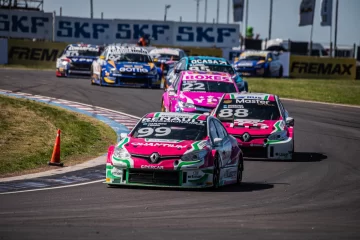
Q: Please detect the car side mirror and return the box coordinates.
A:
[286,117,294,127]
[268,58,272,62]
[99,55,105,60]
[174,69,181,73]
[213,137,223,146]
[119,132,128,140]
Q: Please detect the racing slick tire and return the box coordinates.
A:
[244,81,249,92]
[263,67,270,78]
[161,100,166,112]
[277,67,283,78]
[212,153,221,189]
[237,155,244,184]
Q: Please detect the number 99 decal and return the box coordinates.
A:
[218,109,249,118]
[137,127,171,137]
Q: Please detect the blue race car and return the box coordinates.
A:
[56,44,102,77]
[233,50,283,78]
[91,45,159,88]
[170,56,248,92]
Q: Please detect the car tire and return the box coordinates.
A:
[263,67,270,78]
[277,67,283,78]
[244,81,249,92]
[237,154,243,184]
[212,153,221,189]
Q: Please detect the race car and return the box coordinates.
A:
[105,112,244,189]
[171,56,248,92]
[56,44,102,77]
[91,45,159,88]
[161,70,239,114]
[149,48,186,63]
[211,92,294,160]
[233,50,283,77]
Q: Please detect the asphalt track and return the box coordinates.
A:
[0,69,360,240]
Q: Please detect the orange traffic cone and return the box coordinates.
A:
[48,129,64,167]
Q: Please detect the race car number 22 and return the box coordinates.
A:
[183,82,205,91]
[218,109,249,117]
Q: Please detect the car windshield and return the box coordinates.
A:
[115,53,152,63]
[181,80,237,93]
[240,55,266,61]
[155,54,180,61]
[132,116,207,140]
[215,98,280,121]
[64,48,100,57]
[188,64,235,75]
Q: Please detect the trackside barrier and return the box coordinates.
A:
[7,39,68,68]
[0,39,8,64]
[153,45,223,57]
[289,55,357,80]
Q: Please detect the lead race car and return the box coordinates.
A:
[161,70,239,114]
[211,92,295,160]
[91,45,159,87]
[56,44,102,77]
[105,112,243,188]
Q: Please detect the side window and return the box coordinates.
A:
[180,59,187,70]
[172,75,181,91]
[214,120,227,139]
[209,121,219,141]
[277,97,286,118]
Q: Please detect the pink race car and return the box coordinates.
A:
[211,92,295,160]
[105,112,243,189]
[161,70,239,114]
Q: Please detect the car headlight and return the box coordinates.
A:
[113,147,131,159]
[110,68,120,74]
[181,150,208,162]
[178,99,195,109]
[268,130,288,141]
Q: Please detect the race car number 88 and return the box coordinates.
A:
[218,109,249,118]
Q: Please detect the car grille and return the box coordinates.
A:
[120,72,149,76]
[70,63,91,71]
[241,146,268,158]
[128,169,180,186]
[130,154,182,163]
[233,134,269,142]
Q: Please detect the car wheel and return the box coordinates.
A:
[237,154,243,184]
[277,67,283,78]
[244,81,249,92]
[263,68,270,78]
[212,154,221,189]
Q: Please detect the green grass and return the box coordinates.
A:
[245,78,360,105]
[0,95,117,177]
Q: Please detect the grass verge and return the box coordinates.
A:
[245,78,360,106]
[0,95,117,177]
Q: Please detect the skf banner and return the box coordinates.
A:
[299,0,316,26]
[320,0,333,26]
[233,0,245,22]
[290,55,356,80]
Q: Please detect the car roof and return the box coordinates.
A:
[149,48,183,55]
[241,50,270,56]
[144,112,209,121]
[67,43,100,48]
[180,70,234,83]
[223,92,277,101]
[105,45,149,55]
[188,56,226,60]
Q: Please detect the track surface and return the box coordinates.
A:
[0,69,359,240]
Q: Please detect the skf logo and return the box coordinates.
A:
[291,62,353,76]
[9,47,60,61]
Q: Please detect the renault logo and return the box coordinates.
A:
[149,152,160,163]
[242,133,251,142]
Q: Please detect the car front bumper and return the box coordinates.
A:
[238,137,294,160]
[105,164,215,188]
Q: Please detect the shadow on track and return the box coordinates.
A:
[107,182,276,193]
[244,152,327,163]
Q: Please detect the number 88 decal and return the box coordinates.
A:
[218,109,249,117]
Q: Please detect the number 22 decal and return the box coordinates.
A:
[183,82,205,91]
[218,109,249,118]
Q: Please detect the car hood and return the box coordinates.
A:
[235,59,265,67]
[112,62,155,72]
[179,91,224,108]
[222,119,286,135]
[65,55,97,64]
[119,137,208,156]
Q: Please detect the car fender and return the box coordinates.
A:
[107,145,115,165]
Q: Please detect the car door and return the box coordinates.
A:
[213,119,234,167]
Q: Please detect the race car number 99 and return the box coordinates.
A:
[218,109,249,118]
[137,127,171,137]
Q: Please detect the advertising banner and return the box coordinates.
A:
[289,55,356,80]
[8,39,67,68]
[0,10,53,40]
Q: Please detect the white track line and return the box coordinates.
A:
[0,180,103,195]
